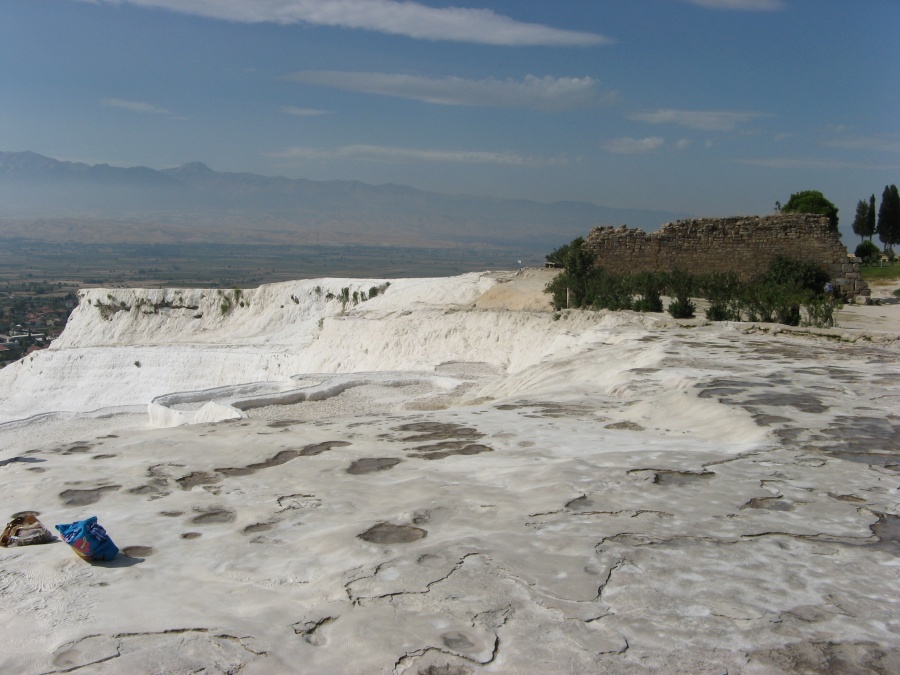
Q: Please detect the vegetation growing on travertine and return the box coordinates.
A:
[545,238,841,328]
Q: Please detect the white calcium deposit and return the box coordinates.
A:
[0,269,898,674]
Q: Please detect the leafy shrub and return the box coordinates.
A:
[546,265,636,311]
[632,295,662,313]
[761,256,829,294]
[630,272,664,313]
[667,298,696,319]
[742,283,808,326]
[775,299,802,326]
[699,272,743,321]
[664,269,695,300]
[544,271,572,310]
[586,268,634,311]
[541,244,839,328]
[663,269,696,318]
[855,240,881,265]
[802,293,840,328]
[544,237,595,308]
[705,304,736,321]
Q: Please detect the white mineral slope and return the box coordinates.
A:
[0,271,731,434]
[1,272,900,674]
[0,274,497,422]
[53,274,496,348]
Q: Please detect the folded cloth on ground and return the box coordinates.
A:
[55,516,119,561]
[1,514,54,547]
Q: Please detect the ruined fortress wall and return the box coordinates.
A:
[583,214,869,298]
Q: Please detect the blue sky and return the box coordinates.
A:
[2,0,898,235]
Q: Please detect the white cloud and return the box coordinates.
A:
[280,106,328,117]
[675,139,692,150]
[74,0,610,46]
[631,108,765,132]
[822,135,900,154]
[603,137,665,154]
[680,0,786,10]
[284,71,607,110]
[266,144,567,167]
[101,98,170,114]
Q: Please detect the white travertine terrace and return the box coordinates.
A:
[0,269,898,674]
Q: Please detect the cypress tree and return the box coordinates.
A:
[891,185,900,249]
[877,185,900,252]
[866,194,876,241]
[852,199,869,242]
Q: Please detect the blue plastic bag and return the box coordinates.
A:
[55,516,119,562]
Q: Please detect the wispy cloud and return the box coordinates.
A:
[266,144,567,167]
[822,134,900,154]
[733,157,899,170]
[680,0,786,11]
[603,137,665,154]
[101,97,170,115]
[631,108,766,132]
[284,71,609,111]
[280,106,328,117]
[74,0,610,46]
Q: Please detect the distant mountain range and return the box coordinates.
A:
[0,151,688,249]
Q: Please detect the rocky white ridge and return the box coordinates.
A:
[0,274,501,422]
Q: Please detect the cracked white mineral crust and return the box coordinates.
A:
[0,269,898,674]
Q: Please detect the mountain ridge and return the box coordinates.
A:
[0,150,689,249]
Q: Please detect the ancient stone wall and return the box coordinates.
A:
[583,214,869,298]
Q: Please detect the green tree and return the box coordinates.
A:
[544,237,595,309]
[851,199,869,242]
[867,194,877,241]
[876,184,900,252]
[545,238,579,266]
[781,190,839,232]
[565,238,594,303]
